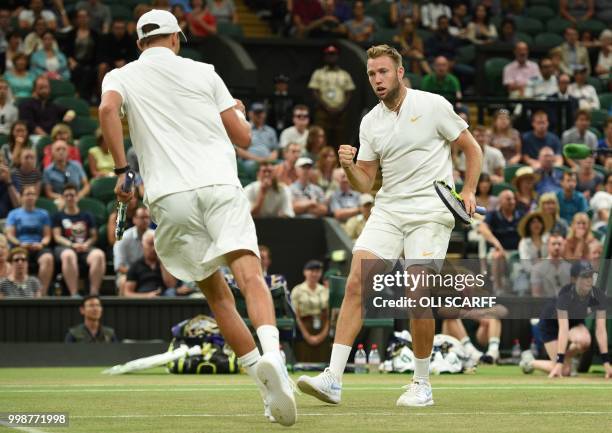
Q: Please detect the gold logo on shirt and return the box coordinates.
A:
[410,115,422,122]
[421,251,434,257]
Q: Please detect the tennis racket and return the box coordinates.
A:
[433,180,486,225]
[115,170,136,241]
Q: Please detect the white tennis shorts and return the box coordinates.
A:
[149,185,259,282]
[353,206,455,261]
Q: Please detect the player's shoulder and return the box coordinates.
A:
[409,88,448,106]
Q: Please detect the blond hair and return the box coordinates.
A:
[367,44,402,68]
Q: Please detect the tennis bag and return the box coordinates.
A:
[167,315,239,374]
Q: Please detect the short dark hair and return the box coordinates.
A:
[81,294,101,307]
[575,109,591,122]
[562,170,577,181]
[63,183,78,194]
[532,110,548,121]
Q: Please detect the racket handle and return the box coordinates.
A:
[121,170,135,193]
[116,170,135,241]
[475,206,486,215]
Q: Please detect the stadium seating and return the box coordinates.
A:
[179,48,203,61]
[492,182,515,195]
[599,93,612,110]
[524,5,556,21]
[374,27,397,44]
[35,197,58,216]
[54,97,90,117]
[77,134,97,158]
[484,57,511,96]
[534,32,564,50]
[591,109,608,132]
[504,164,526,184]
[70,117,98,138]
[576,19,607,36]
[49,79,76,100]
[516,32,534,45]
[78,197,108,226]
[91,177,118,204]
[108,5,132,21]
[515,16,544,36]
[35,136,53,166]
[546,17,571,34]
[404,72,422,90]
[365,1,390,28]
[217,22,244,38]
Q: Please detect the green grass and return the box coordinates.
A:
[1,366,612,432]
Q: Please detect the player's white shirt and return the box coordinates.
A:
[101,47,240,206]
[358,88,467,218]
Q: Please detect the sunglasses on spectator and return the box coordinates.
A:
[12,257,27,263]
[294,113,309,119]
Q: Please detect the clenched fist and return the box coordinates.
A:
[338,145,357,169]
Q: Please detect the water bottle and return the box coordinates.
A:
[354,344,367,374]
[511,339,521,360]
[368,344,381,374]
[529,338,538,358]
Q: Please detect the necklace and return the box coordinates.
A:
[389,87,407,113]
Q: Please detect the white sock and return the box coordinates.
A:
[461,336,477,353]
[238,348,267,398]
[256,325,280,355]
[487,337,500,354]
[329,343,351,380]
[413,356,430,383]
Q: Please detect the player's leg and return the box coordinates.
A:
[86,249,106,295]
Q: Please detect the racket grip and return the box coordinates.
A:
[475,206,486,215]
[121,170,135,193]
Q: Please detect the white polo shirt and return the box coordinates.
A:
[101,47,240,206]
[358,88,467,217]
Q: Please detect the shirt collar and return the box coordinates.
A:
[139,46,176,59]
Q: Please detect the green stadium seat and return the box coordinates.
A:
[589,126,603,139]
[456,45,475,64]
[534,32,564,50]
[217,22,244,38]
[54,96,90,116]
[78,197,107,226]
[35,135,53,165]
[374,27,397,44]
[70,117,98,138]
[546,17,572,34]
[403,71,422,90]
[590,109,608,130]
[365,1,390,27]
[237,160,257,185]
[0,133,8,145]
[109,4,132,21]
[587,76,604,93]
[484,57,511,96]
[516,32,534,45]
[77,134,97,158]
[504,164,526,183]
[328,275,345,310]
[598,93,612,110]
[416,29,433,42]
[492,182,515,196]
[49,79,76,99]
[576,19,606,36]
[91,176,118,204]
[593,165,607,177]
[515,16,544,36]
[179,47,203,61]
[525,5,555,21]
[35,197,58,216]
[97,223,108,251]
[106,200,118,216]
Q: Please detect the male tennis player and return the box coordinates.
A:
[297,45,482,407]
[98,9,297,426]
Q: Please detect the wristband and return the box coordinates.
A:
[113,165,130,175]
[602,353,610,364]
[556,353,565,364]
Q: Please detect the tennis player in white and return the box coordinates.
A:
[297,45,482,407]
[98,9,296,426]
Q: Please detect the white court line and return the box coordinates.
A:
[0,420,49,433]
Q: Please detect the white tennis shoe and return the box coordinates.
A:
[396,380,434,407]
[297,368,342,404]
[256,352,297,426]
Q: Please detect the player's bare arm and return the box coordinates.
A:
[453,129,482,216]
[220,100,251,148]
[338,144,379,193]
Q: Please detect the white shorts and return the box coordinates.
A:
[149,185,259,282]
[353,206,455,261]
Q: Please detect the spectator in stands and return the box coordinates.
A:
[389,0,420,28]
[394,17,430,75]
[560,0,594,24]
[235,102,279,170]
[590,173,611,232]
[113,207,150,294]
[598,118,612,164]
[547,73,579,130]
[490,109,522,165]
[30,30,70,81]
[562,109,599,167]
[244,161,294,218]
[309,45,354,149]
[535,147,563,195]
[422,56,462,103]
[344,193,373,240]
[0,154,19,218]
[498,17,518,45]
[595,29,612,79]
[1,120,31,169]
[19,76,75,136]
[538,192,569,237]
[124,230,178,298]
[172,4,189,32]
[291,0,325,38]
[329,170,360,223]
[63,9,99,102]
[563,212,595,260]
[274,142,300,186]
[4,53,36,98]
[420,0,451,31]
[279,105,309,150]
[259,244,271,276]
[267,74,294,134]
[3,32,25,74]
[0,235,11,279]
[549,47,564,77]
[291,259,330,362]
[465,4,497,45]
[11,148,41,196]
[187,0,218,37]
[291,157,328,218]
[517,211,552,272]
[42,140,90,203]
[23,17,53,57]
[342,1,375,45]
[526,58,559,99]
[42,123,81,169]
[97,19,137,92]
[531,232,571,297]
[425,15,461,62]
[0,78,17,136]
[476,173,498,212]
[503,42,541,99]
[313,146,338,193]
[4,184,54,294]
[300,0,349,39]
[88,130,114,178]
[459,126,504,184]
[448,3,468,39]
[52,183,105,296]
[568,66,600,110]
[304,127,327,163]
[522,111,562,168]
[208,0,238,24]
[558,27,591,77]
[576,155,603,200]
[0,247,42,298]
[512,166,538,214]
[18,0,57,32]
[65,295,118,342]
[556,171,588,223]
[75,0,111,34]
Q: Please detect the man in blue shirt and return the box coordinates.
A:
[5,184,54,295]
[535,146,563,195]
[42,140,90,202]
[235,102,279,171]
[522,111,563,168]
[556,171,587,223]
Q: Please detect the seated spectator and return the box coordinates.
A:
[1,120,31,168]
[522,111,562,168]
[30,31,70,81]
[568,66,600,110]
[535,147,563,195]
[342,1,375,45]
[42,123,81,169]
[208,0,238,24]
[267,74,294,134]
[124,230,179,298]
[0,247,42,298]
[559,27,591,76]
[590,173,612,233]
[490,109,522,165]
[52,184,106,296]
[563,110,599,171]
[560,0,594,26]
[187,0,217,37]
[476,173,499,212]
[547,73,579,131]
[537,192,570,237]
[563,212,595,260]
[244,162,294,218]
[329,170,360,222]
[76,0,112,34]
[526,58,559,99]
[291,0,325,38]
[595,29,612,79]
[530,233,571,297]
[344,193,373,240]
[421,56,461,103]
[19,76,75,137]
[291,260,330,362]
[512,166,538,214]
[304,125,326,162]
[425,15,461,62]
[97,19,138,89]
[517,211,552,273]
[4,185,54,293]
[62,9,99,102]
[274,142,301,186]
[4,32,25,74]
[549,47,564,77]
[64,295,118,343]
[598,118,612,164]
[113,208,151,294]
[556,171,588,223]
[18,0,57,32]
[0,235,12,279]
[172,4,189,32]
[503,42,541,99]
[458,126,504,183]
[0,78,18,137]
[235,102,278,170]
[88,130,114,178]
[42,140,90,205]
[23,17,55,56]
[11,148,42,196]
[314,145,338,193]
[390,0,420,28]
[448,3,468,38]
[394,17,430,75]
[279,105,310,150]
[576,155,603,200]
[498,17,518,45]
[0,155,19,218]
[290,157,328,218]
[420,0,451,30]
[4,53,36,99]
[466,4,497,45]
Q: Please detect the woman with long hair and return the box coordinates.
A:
[305,126,327,162]
[537,193,569,237]
[476,173,499,212]
[490,109,521,164]
[393,17,430,75]
[1,120,31,168]
[466,4,497,45]
[4,53,36,98]
[30,30,70,81]
[314,145,338,192]
[518,211,552,268]
[563,212,595,260]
